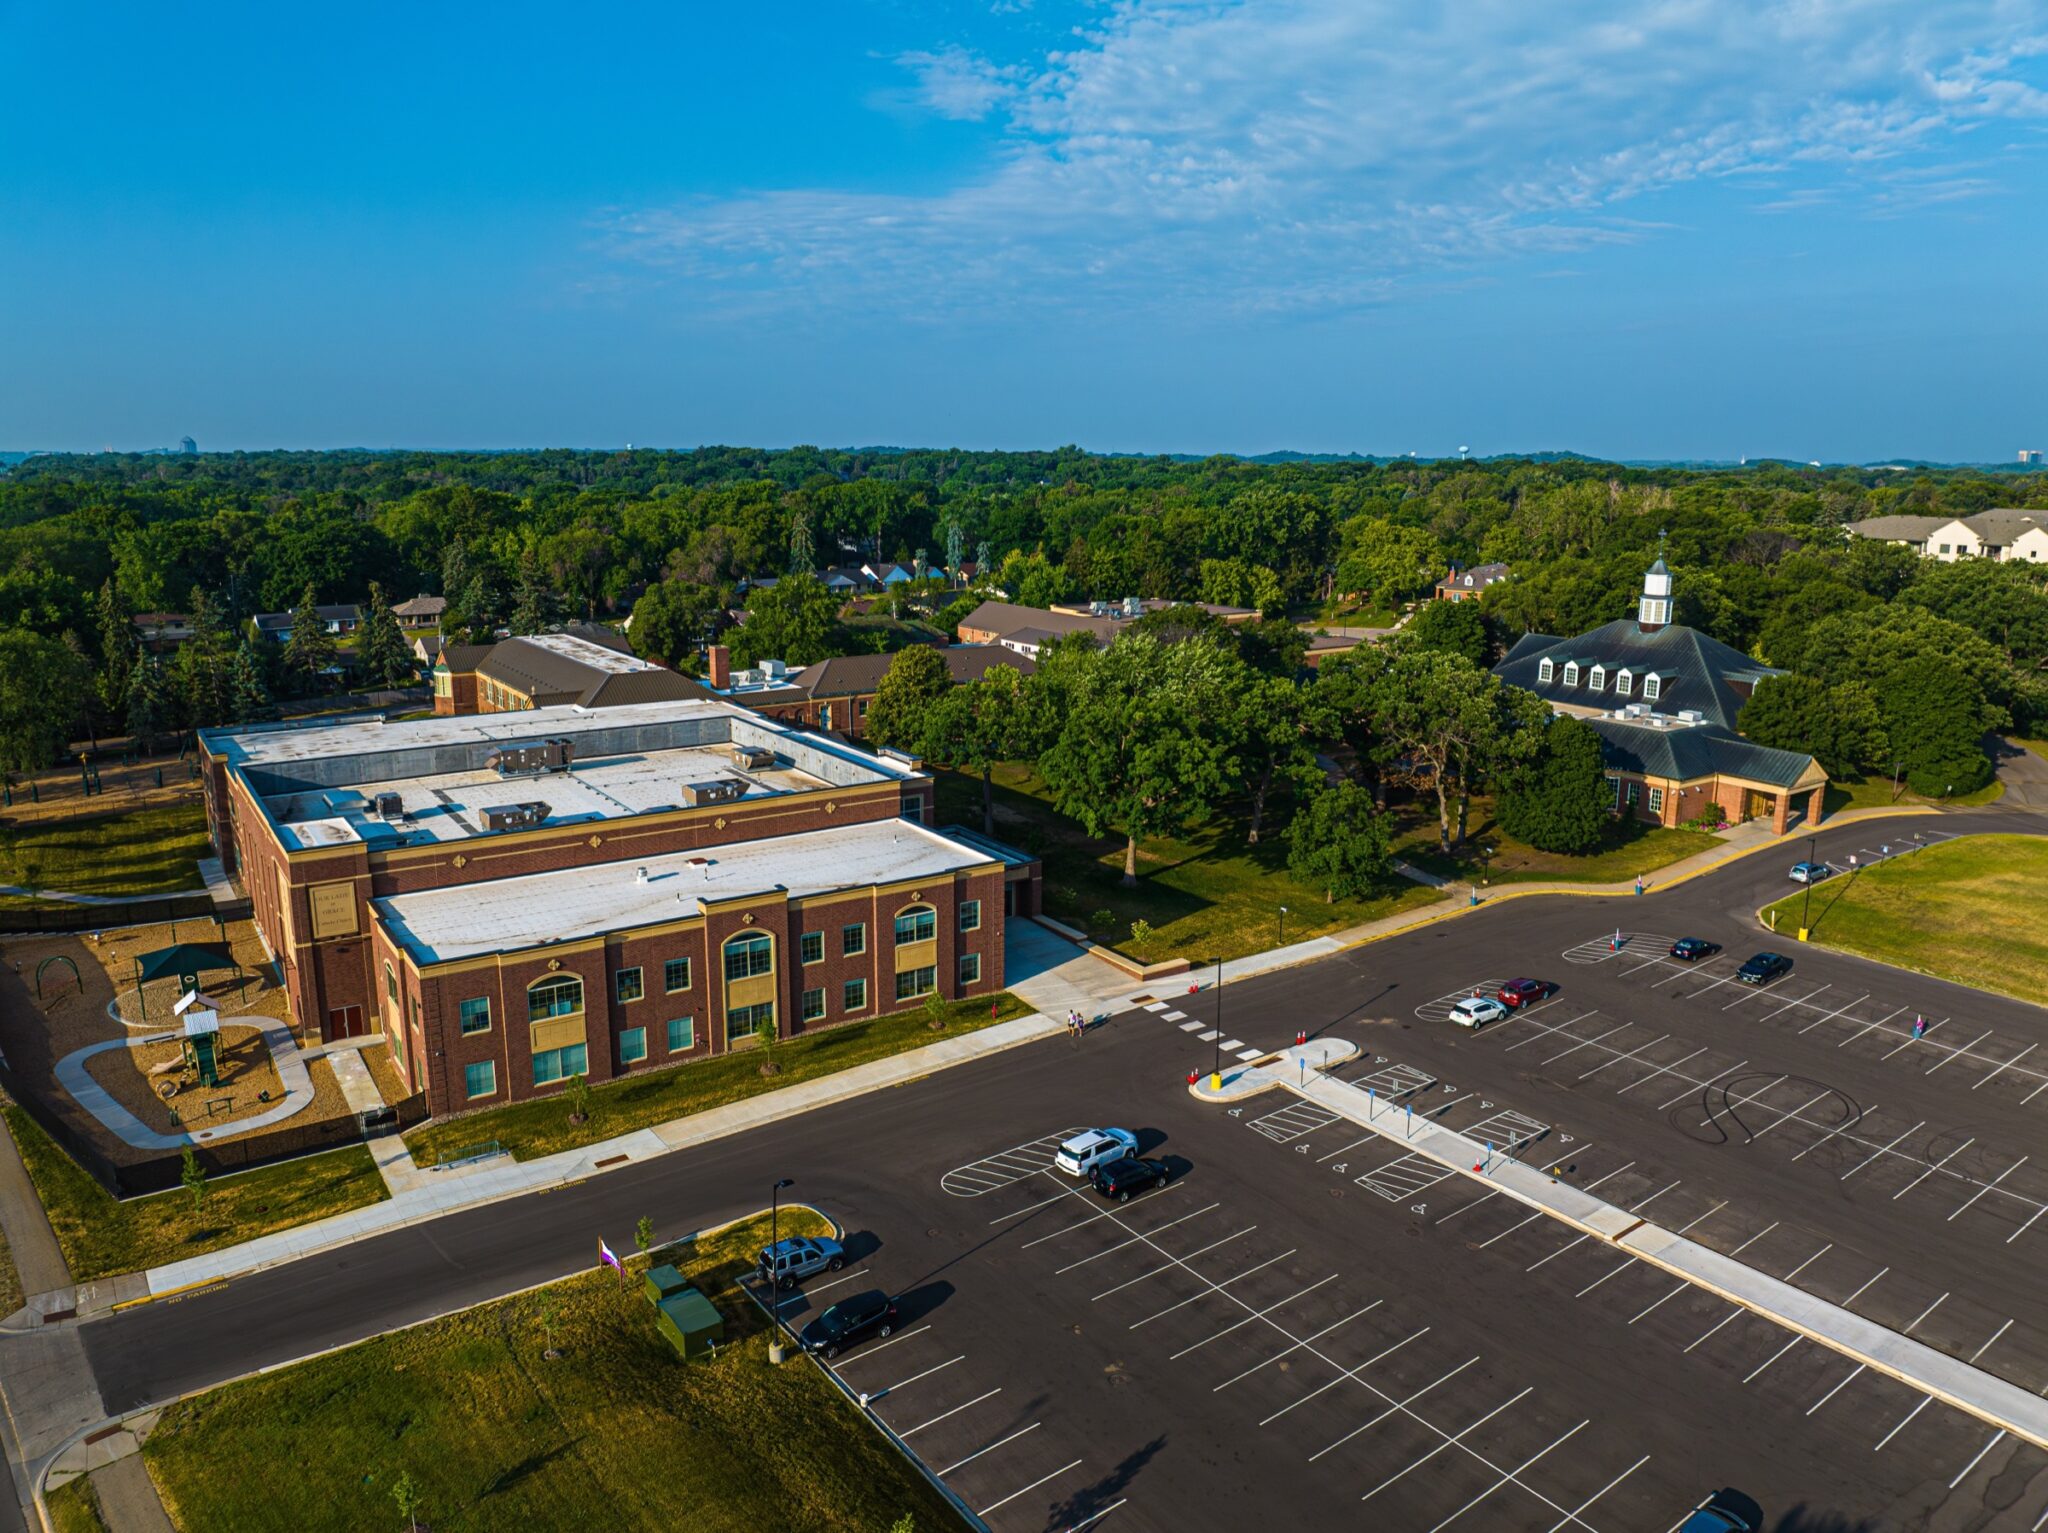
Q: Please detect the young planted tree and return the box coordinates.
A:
[180,1146,208,1212]
[282,583,337,694]
[357,582,415,690]
[864,645,955,752]
[390,1469,425,1533]
[1038,634,1242,886]
[1286,781,1393,902]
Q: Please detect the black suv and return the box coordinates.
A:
[1090,1156,1171,1202]
[797,1290,897,1359]
[1735,952,1792,986]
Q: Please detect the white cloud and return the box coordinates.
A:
[602,0,2048,319]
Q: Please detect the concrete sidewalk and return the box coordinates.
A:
[1242,1048,2048,1453]
[129,1011,1065,1302]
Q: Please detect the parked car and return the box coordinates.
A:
[1788,860,1833,884]
[1735,952,1793,986]
[797,1289,897,1359]
[1678,1489,1762,1533]
[1669,938,1720,961]
[1448,995,1509,1029]
[758,1235,846,1290]
[1495,978,1552,1008]
[1090,1156,1172,1202]
[1054,1128,1140,1177]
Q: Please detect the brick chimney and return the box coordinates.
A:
[707,644,731,689]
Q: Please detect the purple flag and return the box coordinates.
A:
[599,1237,622,1274]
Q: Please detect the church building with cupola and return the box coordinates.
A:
[1493,559,1827,834]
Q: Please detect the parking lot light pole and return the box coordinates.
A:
[1800,833,1817,938]
[1210,956,1224,1090]
[768,1176,795,1361]
[1278,906,1288,947]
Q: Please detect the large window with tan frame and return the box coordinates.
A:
[527,974,583,1022]
[893,905,936,945]
[723,932,773,981]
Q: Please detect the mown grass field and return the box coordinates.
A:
[143,1210,963,1533]
[1759,833,2048,1002]
[0,801,209,907]
[934,764,1443,964]
[1389,796,1723,887]
[406,990,1032,1165]
[3,1108,387,1280]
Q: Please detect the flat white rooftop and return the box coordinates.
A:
[264,743,829,851]
[206,698,743,769]
[496,632,655,676]
[373,820,993,964]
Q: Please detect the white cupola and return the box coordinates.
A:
[1638,558,1673,632]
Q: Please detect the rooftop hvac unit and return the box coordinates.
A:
[373,792,404,822]
[1677,709,1704,723]
[732,746,775,770]
[679,778,747,807]
[1089,601,1110,617]
[481,801,549,832]
[486,738,574,777]
[760,658,787,680]
[1121,595,1143,617]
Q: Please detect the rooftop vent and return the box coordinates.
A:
[481,801,549,833]
[732,746,775,771]
[1677,709,1704,723]
[1122,595,1143,618]
[373,791,404,822]
[760,658,787,680]
[486,739,574,777]
[680,778,746,808]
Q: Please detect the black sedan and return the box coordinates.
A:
[1669,938,1720,961]
[1090,1156,1172,1202]
[1735,952,1793,986]
[797,1290,897,1359]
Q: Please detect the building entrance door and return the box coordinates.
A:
[1745,789,1772,822]
[326,1004,366,1040]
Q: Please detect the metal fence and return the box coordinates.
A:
[0,894,250,936]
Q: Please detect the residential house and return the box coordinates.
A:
[1434,563,1512,602]
[131,612,196,653]
[1845,510,2048,564]
[392,593,447,630]
[251,604,362,643]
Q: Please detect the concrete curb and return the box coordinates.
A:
[1257,1060,2048,1454]
[31,1201,845,1533]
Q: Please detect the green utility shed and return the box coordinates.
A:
[644,1264,725,1359]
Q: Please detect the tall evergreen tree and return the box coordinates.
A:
[229,642,271,722]
[282,583,337,693]
[788,514,815,576]
[127,654,172,750]
[509,548,555,636]
[357,582,414,689]
[93,578,133,721]
[173,587,235,725]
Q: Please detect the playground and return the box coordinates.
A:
[0,916,369,1165]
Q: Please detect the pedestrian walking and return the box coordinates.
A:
[1913,1014,1925,1039]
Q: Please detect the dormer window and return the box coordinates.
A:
[1588,665,1607,693]
[1562,662,1580,686]
[1537,658,1554,684]
[1614,669,1633,697]
[1642,673,1662,701]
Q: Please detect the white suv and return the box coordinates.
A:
[1054,1128,1139,1177]
[1448,996,1508,1029]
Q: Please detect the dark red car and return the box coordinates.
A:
[1496,978,1552,1009]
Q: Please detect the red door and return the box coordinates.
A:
[326,1004,366,1041]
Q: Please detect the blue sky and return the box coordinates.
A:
[5,0,2047,460]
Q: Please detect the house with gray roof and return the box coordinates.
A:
[1493,559,1826,834]
[1846,509,2048,564]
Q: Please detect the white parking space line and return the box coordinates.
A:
[1875,1396,1932,1452]
[1428,1420,1587,1531]
[1726,1221,1781,1258]
[1615,1045,1709,1096]
[944,1130,1085,1196]
[940,1422,1041,1476]
[1575,1033,1669,1082]
[1166,1273,1336,1358]
[1575,1258,1634,1299]
[1797,994,1869,1035]
[1839,1121,1928,1182]
[2023,1075,2048,1106]
[1743,1336,1801,1382]
[1657,1061,1748,1114]
[1021,1181,1192,1248]
[1969,1318,2014,1364]
[1881,1019,1947,1061]
[1259,1327,1430,1426]
[1539,1022,1636,1066]
[1974,1043,2038,1091]
[877,1356,965,1397]
[1052,1202,1221,1272]
[1807,1364,1865,1416]
[1760,984,1829,1021]
[1949,1429,2006,1489]
[1902,1293,1950,1337]
[1065,1500,1127,1531]
[1683,1307,1744,1353]
[1948,1158,2028,1222]
[1502,1008,1600,1051]
[1893,1139,1975,1200]
[1780,1243,1833,1283]
[1309,1357,1479,1462]
[1478,1212,1547,1249]
[1128,1250,1296,1330]
[978,1458,1084,1518]
[1436,1190,1502,1224]
[1791,1103,1875,1162]
[1746,1086,1833,1142]
[1317,1132,1381,1164]
[1581,1160,1638,1192]
[902,1388,1002,1438]
[989,1188,1071,1225]
[1526,1234,1589,1272]
[1359,1387,1534,1503]
[1629,1283,1687,1325]
[1926,1030,1993,1076]
[1211,1301,1383,1393]
[2007,1204,2048,1245]
[1091,1227,1260,1301]
[1842,1267,1889,1307]
[794,1267,872,1299]
[1542,1455,1650,1533]
[1836,1006,1907,1049]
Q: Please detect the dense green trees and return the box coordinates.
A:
[1740,675,1890,782]
[357,583,415,690]
[727,574,844,669]
[864,646,954,752]
[1494,715,1609,853]
[922,662,1035,835]
[1883,659,1994,796]
[628,581,727,669]
[0,631,88,773]
[1287,782,1393,902]
[1404,598,1495,665]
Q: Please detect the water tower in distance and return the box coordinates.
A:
[180,436,197,454]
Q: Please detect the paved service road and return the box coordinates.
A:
[82,826,2048,1533]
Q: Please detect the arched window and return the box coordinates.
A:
[1536,659,1554,684]
[894,905,936,945]
[723,932,774,982]
[1588,665,1607,693]
[527,974,583,1021]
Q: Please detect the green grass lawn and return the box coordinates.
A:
[1824,776,2003,815]
[934,765,1444,964]
[44,1478,106,1533]
[2,1108,388,1281]
[0,801,209,903]
[406,991,1033,1166]
[0,1219,19,1317]
[1391,798,1723,888]
[1759,834,2048,1002]
[143,1209,962,1533]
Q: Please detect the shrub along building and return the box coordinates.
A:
[197,698,1041,1118]
[1493,559,1826,833]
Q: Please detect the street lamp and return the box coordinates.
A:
[1278,906,1288,947]
[1801,832,1817,936]
[1481,845,1496,885]
[1210,956,1225,1089]
[770,1177,794,1284]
